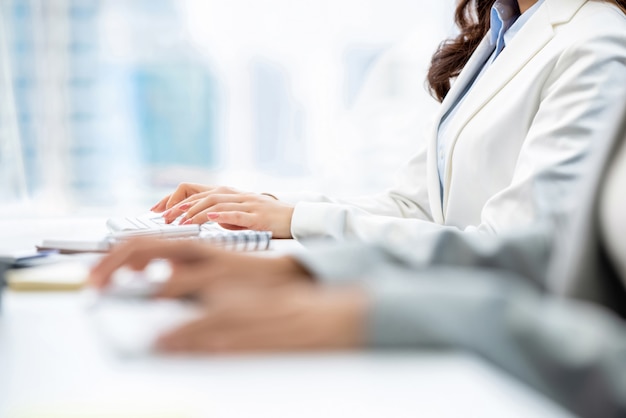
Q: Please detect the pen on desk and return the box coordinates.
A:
[2,249,59,263]
[3,250,61,269]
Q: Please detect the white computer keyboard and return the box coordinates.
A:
[106,213,219,238]
[105,213,272,251]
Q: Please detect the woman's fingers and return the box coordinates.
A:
[161,187,250,224]
[149,183,215,214]
[183,195,293,238]
[206,211,257,230]
[162,192,211,224]
[164,183,211,211]
[151,194,172,213]
[155,188,292,236]
[216,223,249,231]
[181,195,250,223]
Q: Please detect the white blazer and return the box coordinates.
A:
[279,0,626,245]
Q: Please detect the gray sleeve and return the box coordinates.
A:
[363,268,626,418]
[295,225,552,287]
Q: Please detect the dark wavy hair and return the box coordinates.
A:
[427,0,626,102]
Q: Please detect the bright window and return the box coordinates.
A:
[0,0,454,216]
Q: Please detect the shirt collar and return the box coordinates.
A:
[490,0,522,47]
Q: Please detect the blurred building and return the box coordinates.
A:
[0,2,26,205]
[3,0,220,209]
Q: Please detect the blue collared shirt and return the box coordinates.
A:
[436,0,545,203]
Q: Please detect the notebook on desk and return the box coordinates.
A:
[37,213,272,253]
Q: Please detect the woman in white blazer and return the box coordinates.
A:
[152,0,626,245]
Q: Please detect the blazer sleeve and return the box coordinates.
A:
[358,267,626,418]
[274,142,434,224]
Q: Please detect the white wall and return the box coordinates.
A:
[179,0,455,196]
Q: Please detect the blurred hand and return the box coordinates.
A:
[152,184,294,239]
[155,285,368,353]
[88,238,312,295]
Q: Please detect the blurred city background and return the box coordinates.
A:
[0,0,454,216]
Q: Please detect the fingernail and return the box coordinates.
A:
[207,213,219,220]
[178,203,191,211]
[181,219,192,225]
[150,204,157,211]
[163,209,172,218]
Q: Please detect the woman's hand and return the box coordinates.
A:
[88,238,312,295]
[151,182,215,212]
[155,285,368,354]
[152,184,295,239]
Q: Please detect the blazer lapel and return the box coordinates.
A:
[426,37,495,224]
[437,36,496,121]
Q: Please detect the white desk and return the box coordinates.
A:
[0,218,576,418]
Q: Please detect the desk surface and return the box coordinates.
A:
[0,217,576,418]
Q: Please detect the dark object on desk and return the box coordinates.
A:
[0,251,60,267]
[0,260,9,311]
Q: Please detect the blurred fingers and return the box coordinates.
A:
[155,286,368,354]
[153,262,220,298]
[155,295,277,352]
[89,238,215,289]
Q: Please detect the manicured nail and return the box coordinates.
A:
[150,204,158,211]
[178,203,191,211]
[181,219,192,225]
[207,213,220,220]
